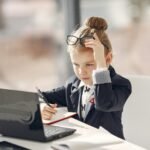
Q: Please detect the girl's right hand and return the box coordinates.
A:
[84,33,107,68]
[41,103,57,120]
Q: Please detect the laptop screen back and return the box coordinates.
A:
[0,88,46,141]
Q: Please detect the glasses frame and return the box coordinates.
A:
[66,35,95,46]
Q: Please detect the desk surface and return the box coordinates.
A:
[0,118,146,150]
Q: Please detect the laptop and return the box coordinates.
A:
[0,88,76,142]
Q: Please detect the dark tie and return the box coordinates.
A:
[84,86,90,92]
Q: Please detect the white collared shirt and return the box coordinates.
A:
[77,81,94,120]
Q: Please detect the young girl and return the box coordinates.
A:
[42,16,132,139]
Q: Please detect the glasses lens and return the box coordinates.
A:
[67,36,78,45]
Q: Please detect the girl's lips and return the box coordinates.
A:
[81,77,89,80]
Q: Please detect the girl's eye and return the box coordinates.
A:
[73,64,79,67]
[86,64,94,67]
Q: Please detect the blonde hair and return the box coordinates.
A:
[68,16,112,55]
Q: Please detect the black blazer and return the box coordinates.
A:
[43,66,132,139]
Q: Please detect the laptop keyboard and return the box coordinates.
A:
[43,125,75,138]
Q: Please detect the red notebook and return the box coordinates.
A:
[40,104,77,125]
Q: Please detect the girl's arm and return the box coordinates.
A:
[93,70,132,112]
[42,86,67,106]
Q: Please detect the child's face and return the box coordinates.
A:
[70,48,96,85]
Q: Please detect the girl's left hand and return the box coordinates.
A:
[84,33,107,68]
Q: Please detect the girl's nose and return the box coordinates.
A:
[79,67,86,75]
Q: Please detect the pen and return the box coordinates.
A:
[35,87,51,107]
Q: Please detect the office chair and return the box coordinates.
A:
[123,75,150,150]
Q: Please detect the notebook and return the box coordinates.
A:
[0,88,76,142]
[40,103,77,125]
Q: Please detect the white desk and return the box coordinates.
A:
[0,118,147,150]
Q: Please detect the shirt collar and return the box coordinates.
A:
[78,81,84,88]
[78,81,93,89]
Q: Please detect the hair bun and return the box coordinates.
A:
[84,17,108,31]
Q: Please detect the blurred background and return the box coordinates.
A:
[0,0,150,92]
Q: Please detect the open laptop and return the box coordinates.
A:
[0,88,76,142]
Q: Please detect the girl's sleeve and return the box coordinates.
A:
[42,86,67,106]
[92,70,132,112]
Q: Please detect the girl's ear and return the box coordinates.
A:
[105,52,113,66]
